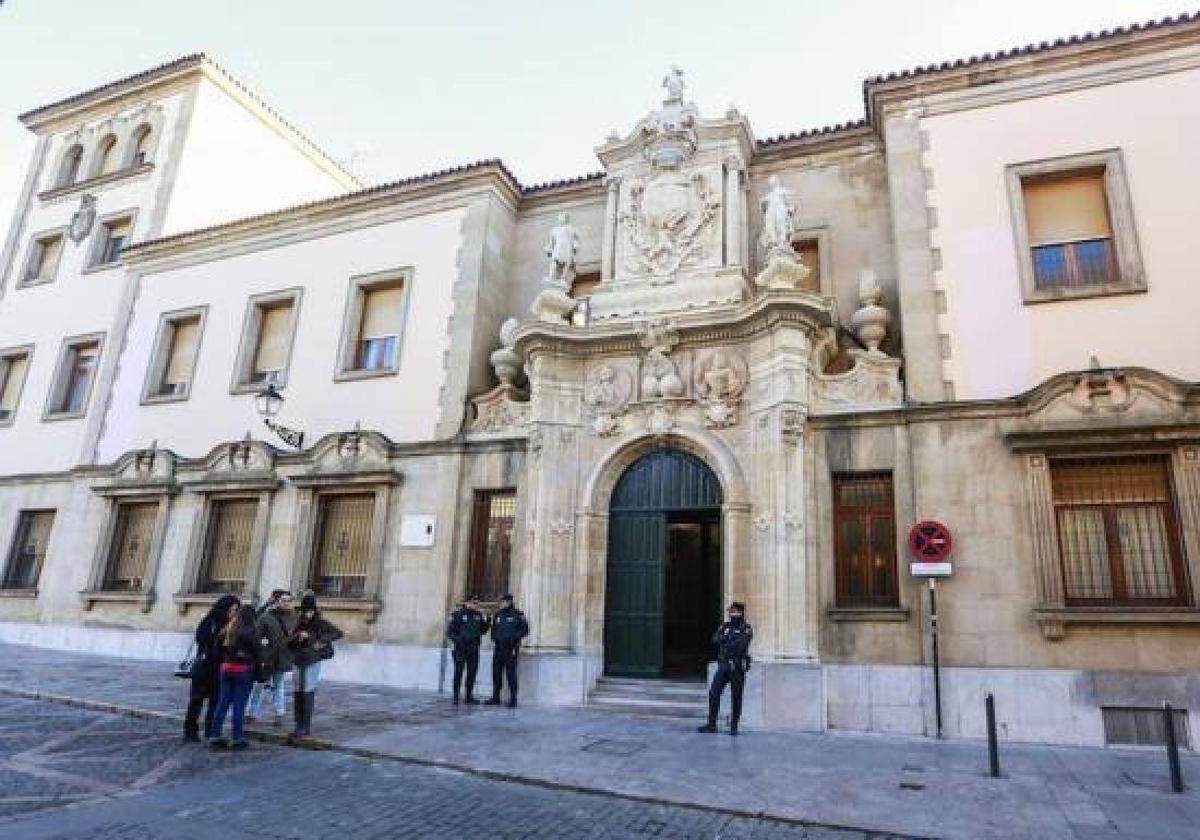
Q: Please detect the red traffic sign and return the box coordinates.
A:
[909,520,952,563]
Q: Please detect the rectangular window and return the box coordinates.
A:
[0,348,31,425]
[103,501,158,591]
[232,291,300,392]
[311,493,373,597]
[198,498,257,593]
[46,336,102,419]
[467,489,517,600]
[1103,707,1191,749]
[792,238,821,292]
[1051,456,1189,606]
[145,312,202,400]
[1023,170,1116,290]
[832,472,898,608]
[94,217,132,267]
[336,270,411,379]
[3,510,55,590]
[23,233,64,284]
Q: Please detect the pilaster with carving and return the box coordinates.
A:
[1026,454,1066,640]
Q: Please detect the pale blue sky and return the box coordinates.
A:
[0,0,1192,234]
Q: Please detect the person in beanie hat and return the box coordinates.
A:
[286,590,342,739]
[698,602,753,736]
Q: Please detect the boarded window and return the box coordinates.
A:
[1103,707,1191,749]
[25,234,63,283]
[833,472,898,608]
[0,353,29,422]
[1023,171,1116,289]
[1051,456,1189,605]
[199,498,257,593]
[792,238,821,292]
[103,501,158,591]
[312,494,373,598]
[252,304,293,383]
[355,285,403,371]
[158,317,200,395]
[468,490,516,600]
[4,510,55,590]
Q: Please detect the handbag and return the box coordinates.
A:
[173,641,198,679]
[317,641,335,661]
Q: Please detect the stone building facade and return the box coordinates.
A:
[1,17,1199,747]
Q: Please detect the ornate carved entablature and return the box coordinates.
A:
[91,442,179,496]
[294,427,398,487]
[176,436,280,493]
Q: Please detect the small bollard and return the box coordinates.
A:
[986,693,1001,778]
[1164,701,1184,793]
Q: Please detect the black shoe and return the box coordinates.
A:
[452,695,460,705]
[464,697,480,705]
[209,738,229,750]
[506,698,517,708]
[484,697,501,706]
[730,726,739,737]
[183,732,200,743]
[230,740,250,751]
[697,724,717,734]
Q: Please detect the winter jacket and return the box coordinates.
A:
[490,606,529,646]
[190,595,238,682]
[447,607,490,650]
[713,619,753,667]
[257,607,296,674]
[288,613,343,668]
[220,625,261,669]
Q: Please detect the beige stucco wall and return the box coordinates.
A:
[923,63,1200,399]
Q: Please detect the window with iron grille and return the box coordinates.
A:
[103,501,158,591]
[832,473,898,608]
[311,493,373,598]
[1050,455,1189,606]
[3,510,55,590]
[198,498,257,593]
[467,489,516,601]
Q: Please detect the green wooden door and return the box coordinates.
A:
[604,511,666,677]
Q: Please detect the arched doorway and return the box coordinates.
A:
[604,448,722,678]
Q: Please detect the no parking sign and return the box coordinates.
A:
[909,519,953,577]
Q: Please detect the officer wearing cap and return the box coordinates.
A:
[485,593,529,708]
[446,596,490,704]
[698,601,753,736]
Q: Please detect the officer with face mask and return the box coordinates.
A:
[698,601,753,736]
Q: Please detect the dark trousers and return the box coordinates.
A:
[706,660,745,727]
[452,645,480,699]
[184,673,218,737]
[491,642,519,700]
[207,669,255,742]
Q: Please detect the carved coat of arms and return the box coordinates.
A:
[69,194,98,244]
[620,171,720,277]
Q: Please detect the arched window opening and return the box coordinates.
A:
[95,134,119,177]
[131,125,153,166]
[58,145,83,187]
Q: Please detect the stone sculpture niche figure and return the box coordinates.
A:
[663,65,686,102]
[754,175,811,291]
[531,213,580,323]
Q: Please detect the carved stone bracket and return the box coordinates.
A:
[1070,360,1133,412]
[468,384,531,437]
[812,350,902,414]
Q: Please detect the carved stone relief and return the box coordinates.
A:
[693,350,748,428]
[1069,360,1133,413]
[583,363,633,437]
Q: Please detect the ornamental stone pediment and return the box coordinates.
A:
[94,444,177,494]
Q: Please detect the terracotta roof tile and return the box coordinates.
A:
[19,54,206,123]
[757,119,871,149]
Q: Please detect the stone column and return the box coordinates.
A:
[723,160,745,270]
[601,176,621,281]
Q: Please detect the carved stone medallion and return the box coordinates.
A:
[69,194,98,244]
[620,171,720,277]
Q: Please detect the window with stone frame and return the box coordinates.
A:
[131,124,153,166]
[335,270,411,380]
[231,290,301,392]
[832,472,899,608]
[102,501,159,591]
[94,134,119,178]
[3,510,55,590]
[45,336,102,419]
[197,498,257,593]
[0,347,32,425]
[58,144,84,187]
[92,216,132,267]
[467,489,516,600]
[310,493,374,598]
[143,309,203,402]
[1050,455,1190,606]
[22,232,64,285]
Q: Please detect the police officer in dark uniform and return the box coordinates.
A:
[485,593,529,708]
[698,602,753,736]
[446,597,490,704]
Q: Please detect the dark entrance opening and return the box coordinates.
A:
[605,448,722,679]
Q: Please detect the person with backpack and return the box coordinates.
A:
[287,591,343,739]
[207,602,262,750]
[183,594,239,743]
[248,590,296,726]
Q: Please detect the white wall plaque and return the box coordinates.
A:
[400,515,436,548]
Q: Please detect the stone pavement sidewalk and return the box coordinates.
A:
[0,642,1196,840]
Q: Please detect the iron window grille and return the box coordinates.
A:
[832,472,899,608]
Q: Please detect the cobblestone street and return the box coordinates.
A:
[0,696,891,840]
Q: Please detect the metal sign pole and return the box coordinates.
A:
[930,578,943,739]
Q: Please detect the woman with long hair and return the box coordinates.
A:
[287,591,342,739]
[206,602,261,750]
[183,594,239,742]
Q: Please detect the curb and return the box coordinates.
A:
[0,685,931,840]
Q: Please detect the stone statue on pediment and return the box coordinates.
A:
[545,212,580,285]
[760,175,796,253]
[662,65,686,103]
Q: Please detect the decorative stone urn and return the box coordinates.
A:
[489,318,524,386]
[530,286,577,323]
[849,270,891,356]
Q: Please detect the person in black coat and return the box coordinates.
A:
[183,594,239,742]
[698,602,753,736]
[286,591,343,739]
[446,597,490,704]
[485,593,529,708]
